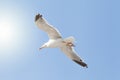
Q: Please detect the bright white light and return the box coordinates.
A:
[0,21,13,45]
[0,12,25,59]
[0,19,15,62]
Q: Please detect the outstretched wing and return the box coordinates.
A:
[35,14,62,39]
[60,46,88,68]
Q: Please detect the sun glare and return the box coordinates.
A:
[0,19,16,59]
[0,15,27,63]
[0,5,29,63]
[0,21,13,44]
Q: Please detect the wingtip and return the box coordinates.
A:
[73,59,88,68]
[35,13,42,21]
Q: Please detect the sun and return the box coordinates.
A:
[0,4,29,63]
[0,21,13,46]
[0,11,27,63]
[0,23,13,41]
[0,19,16,59]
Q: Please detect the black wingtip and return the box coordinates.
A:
[73,60,88,68]
[35,13,42,21]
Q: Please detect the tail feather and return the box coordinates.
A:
[73,60,88,68]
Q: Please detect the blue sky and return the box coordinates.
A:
[0,0,120,80]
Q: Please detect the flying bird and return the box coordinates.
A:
[35,14,88,68]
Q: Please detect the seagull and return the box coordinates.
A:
[35,14,88,68]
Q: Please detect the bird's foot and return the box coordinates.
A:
[66,42,75,47]
[62,41,75,47]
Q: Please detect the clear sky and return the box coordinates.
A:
[0,0,120,80]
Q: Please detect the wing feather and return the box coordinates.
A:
[35,14,62,39]
[60,46,88,68]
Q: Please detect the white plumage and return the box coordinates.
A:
[35,14,88,68]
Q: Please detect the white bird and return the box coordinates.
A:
[35,14,88,68]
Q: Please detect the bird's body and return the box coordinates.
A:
[35,14,88,68]
[46,38,63,48]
